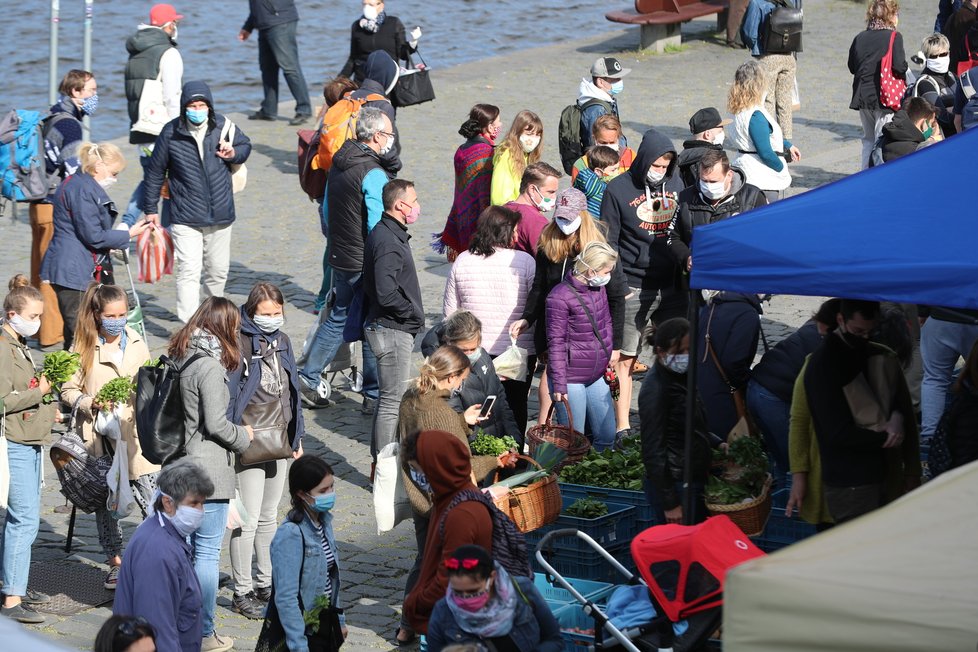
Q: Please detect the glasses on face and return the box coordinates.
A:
[378,131,395,139]
[453,578,491,599]
[932,52,949,57]
[117,616,151,637]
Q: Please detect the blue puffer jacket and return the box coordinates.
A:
[546,274,614,394]
[426,574,563,652]
[141,81,251,228]
[40,173,130,290]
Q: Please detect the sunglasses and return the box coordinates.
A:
[117,616,152,637]
[444,557,480,570]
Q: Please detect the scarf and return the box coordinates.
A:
[445,563,518,639]
[867,19,892,31]
[359,10,386,33]
[190,328,224,361]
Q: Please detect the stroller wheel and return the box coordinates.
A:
[317,380,332,401]
[350,370,364,393]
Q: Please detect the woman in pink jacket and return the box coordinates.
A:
[444,205,536,433]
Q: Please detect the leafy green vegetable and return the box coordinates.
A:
[95,377,137,407]
[564,498,609,519]
[145,357,160,368]
[470,432,518,456]
[532,442,567,473]
[705,435,769,505]
[40,350,81,403]
[558,435,644,491]
[303,594,331,633]
[491,469,548,489]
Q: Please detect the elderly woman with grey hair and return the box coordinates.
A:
[113,460,214,652]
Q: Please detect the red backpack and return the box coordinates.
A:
[297,127,325,201]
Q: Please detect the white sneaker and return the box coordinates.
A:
[201,633,234,652]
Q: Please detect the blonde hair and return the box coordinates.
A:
[921,33,950,58]
[416,345,470,394]
[539,211,608,263]
[727,60,767,114]
[866,0,900,29]
[573,241,618,276]
[496,110,543,181]
[79,142,125,176]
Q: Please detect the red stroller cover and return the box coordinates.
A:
[631,515,765,622]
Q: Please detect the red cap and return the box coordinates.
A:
[150,4,183,26]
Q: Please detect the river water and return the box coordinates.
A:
[2,0,608,139]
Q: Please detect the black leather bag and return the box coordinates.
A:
[763,1,803,54]
[134,354,206,465]
[391,52,435,108]
[239,398,290,466]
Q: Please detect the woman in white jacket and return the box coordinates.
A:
[444,205,536,433]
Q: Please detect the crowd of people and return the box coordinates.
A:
[2,0,978,651]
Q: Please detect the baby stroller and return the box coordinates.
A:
[536,515,766,651]
[297,282,363,401]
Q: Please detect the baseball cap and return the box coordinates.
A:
[590,57,631,79]
[554,188,588,222]
[150,4,184,26]
[688,107,731,134]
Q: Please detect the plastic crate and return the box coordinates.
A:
[535,539,633,583]
[525,498,638,553]
[534,572,615,608]
[751,488,817,552]
[552,603,600,652]
[558,482,657,531]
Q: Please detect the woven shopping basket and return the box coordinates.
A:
[526,398,590,472]
[705,474,773,537]
[493,455,562,533]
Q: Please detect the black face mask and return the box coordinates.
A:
[839,329,870,351]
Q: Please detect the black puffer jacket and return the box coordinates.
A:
[667,167,766,268]
[750,320,823,403]
[340,14,415,83]
[639,364,713,511]
[881,109,926,162]
[945,381,978,469]
[350,51,402,174]
[142,81,251,227]
[325,139,384,273]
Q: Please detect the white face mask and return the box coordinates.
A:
[699,178,728,200]
[97,176,118,190]
[712,130,726,146]
[556,215,581,235]
[379,132,394,156]
[519,134,541,153]
[532,186,555,212]
[646,168,665,186]
[604,142,621,153]
[164,501,206,537]
[663,353,689,374]
[586,274,611,287]
[8,313,41,338]
[253,315,284,334]
[926,55,950,74]
[362,4,379,20]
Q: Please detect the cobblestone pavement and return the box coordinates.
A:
[1,0,936,648]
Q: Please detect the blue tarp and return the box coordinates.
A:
[689,129,978,310]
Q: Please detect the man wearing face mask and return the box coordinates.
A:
[363,179,425,462]
[803,300,920,524]
[880,97,943,162]
[676,107,730,188]
[578,57,631,150]
[349,50,403,175]
[114,459,214,652]
[504,162,562,257]
[668,149,766,273]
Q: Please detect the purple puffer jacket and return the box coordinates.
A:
[546,274,613,394]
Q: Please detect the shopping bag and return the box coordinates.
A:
[97,407,135,519]
[0,408,9,509]
[373,441,411,534]
[391,52,436,108]
[493,335,528,381]
[136,223,174,284]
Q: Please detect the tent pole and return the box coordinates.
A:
[49,0,60,106]
[81,0,93,140]
[682,287,699,525]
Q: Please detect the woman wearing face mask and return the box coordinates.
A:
[426,544,562,652]
[490,111,544,206]
[269,455,347,652]
[0,276,59,625]
[167,297,254,652]
[339,0,419,83]
[39,143,150,348]
[728,60,801,203]
[395,345,508,646]
[544,242,620,452]
[60,283,158,591]
[639,318,715,525]
[113,459,213,652]
[436,104,502,261]
[225,282,305,620]
[910,33,957,136]
[444,206,537,433]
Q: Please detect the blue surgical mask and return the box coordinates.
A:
[465,348,482,366]
[81,93,99,115]
[100,316,127,337]
[609,80,624,95]
[185,107,208,125]
[310,492,336,513]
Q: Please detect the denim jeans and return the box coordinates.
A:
[258,21,312,117]
[746,379,791,479]
[549,375,616,451]
[920,318,978,438]
[365,323,416,460]
[300,268,379,397]
[122,154,170,227]
[1,442,41,597]
[193,500,230,637]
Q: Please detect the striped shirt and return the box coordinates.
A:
[311,520,336,600]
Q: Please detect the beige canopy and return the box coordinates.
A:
[723,460,978,651]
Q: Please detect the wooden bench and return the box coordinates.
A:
[606,0,730,53]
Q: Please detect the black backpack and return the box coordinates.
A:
[49,430,111,513]
[558,98,612,175]
[135,353,206,465]
[438,489,533,578]
[762,0,803,55]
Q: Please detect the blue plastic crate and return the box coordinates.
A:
[525,497,637,553]
[558,482,657,531]
[535,539,632,583]
[533,572,615,607]
[752,489,817,552]
[552,603,600,652]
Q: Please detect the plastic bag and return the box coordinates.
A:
[0,409,9,509]
[136,223,174,284]
[373,442,412,534]
[494,335,528,381]
[97,407,135,519]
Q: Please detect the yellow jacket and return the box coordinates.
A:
[490,146,527,206]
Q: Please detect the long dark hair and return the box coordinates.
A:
[243,281,285,318]
[468,205,520,257]
[168,297,241,370]
[93,615,155,652]
[287,456,334,523]
[458,103,500,139]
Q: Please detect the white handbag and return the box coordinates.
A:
[373,441,412,534]
[219,118,248,194]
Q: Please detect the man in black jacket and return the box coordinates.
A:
[364,179,424,461]
[880,97,942,162]
[239,0,311,125]
[668,149,766,273]
[676,107,728,188]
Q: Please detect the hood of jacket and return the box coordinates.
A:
[180,80,214,111]
[882,110,925,145]
[332,138,381,173]
[50,96,83,121]
[578,78,613,104]
[127,25,175,55]
[629,128,679,188]
[416,430,474,501]
[710,291,763,313]
[363,50,400,95]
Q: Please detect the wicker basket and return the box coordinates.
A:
[705,474,773,537]
[526,398,590,472]
[493,455,562,533]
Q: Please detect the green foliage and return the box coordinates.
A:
[558,435,644,491]
[532,442,567,473]
[40,351,81,403]
[95,377,137,407]
[564,497,609,519]
[470,432,517,456]
[491,469,548,489]
[705,436,769,505]
[302,594,331,633]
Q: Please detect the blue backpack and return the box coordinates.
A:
[0,109,48,209]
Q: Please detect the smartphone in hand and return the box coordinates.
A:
[478,395,496,420]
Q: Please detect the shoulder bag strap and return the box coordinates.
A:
[563,282,612,360]
[703,302,734,391]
